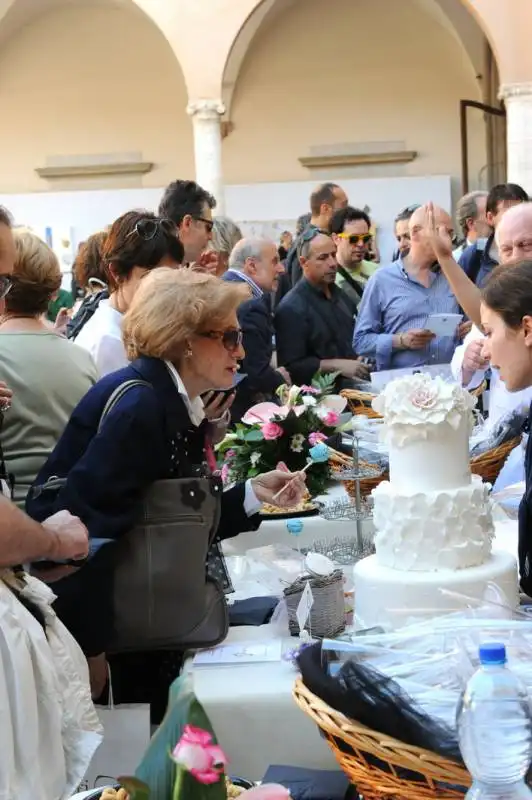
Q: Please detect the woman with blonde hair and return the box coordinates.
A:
[27,268,305,717]
[0,230,97,506]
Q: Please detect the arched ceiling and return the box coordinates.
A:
[222,0,490,117]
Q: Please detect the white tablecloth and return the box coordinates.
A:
[192,517,519,780]
[187,626,337,780]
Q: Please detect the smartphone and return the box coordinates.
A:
[202,373,247,401]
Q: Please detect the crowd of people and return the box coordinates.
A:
[3,174,532,794]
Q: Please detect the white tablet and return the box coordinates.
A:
[425,313,463,337]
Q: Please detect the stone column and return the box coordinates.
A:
[499,83,532,194]
[187,99,226,213]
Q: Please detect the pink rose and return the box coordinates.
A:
[322,410,339,427]
[226,449,236,459]
[308,431,327,446]
[172,724,227,785]
[221,464,230,484]
[261,422,284,440]
[301,385,320,395]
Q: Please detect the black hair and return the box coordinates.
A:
[486,183,529,216]
[394,204,420,225]
[158,180,216,227]
[329,206,371,235]
[101,210,184,289]
[482,259,532,328]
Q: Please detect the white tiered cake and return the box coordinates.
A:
[353,373,518,629]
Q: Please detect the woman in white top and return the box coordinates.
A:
[75,211,184,376]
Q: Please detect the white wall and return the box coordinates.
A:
[0,174,451,264]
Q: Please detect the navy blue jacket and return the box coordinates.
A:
[26,357,261,655]
[222,272,284,420]
[458,234,498,288]
[520,409,532,595]
[26,356,259,541]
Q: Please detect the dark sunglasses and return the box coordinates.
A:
[0,275,12,300]
[200,328,243,352]
[193,216,214,234]
[125,217,173,242]
[338,233,372,246]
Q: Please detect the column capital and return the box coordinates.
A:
[499,82,532,101]
[187,99,226,119]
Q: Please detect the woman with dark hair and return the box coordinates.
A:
[75,211,183,375]
[480,260,532,595]
[72,230,108,298]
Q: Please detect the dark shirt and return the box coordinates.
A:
[275,278,357,385]
[458,234,498,288]
[222,272,284,419]
[519,408,532,594]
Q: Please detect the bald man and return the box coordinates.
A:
[451,202,532,427]
[353,204,464,371]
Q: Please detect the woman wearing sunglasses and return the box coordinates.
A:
[26,268,306,718]
[75,210,184,377]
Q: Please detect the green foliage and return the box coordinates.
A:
[311,371,340,396]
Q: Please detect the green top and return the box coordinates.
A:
[0,332,98,506]
[47,288,74,322]
[336,259,379,305]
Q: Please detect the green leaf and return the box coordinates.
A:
[118,776,151,799]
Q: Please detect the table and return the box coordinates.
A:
[223,483,374,555]
[192,517,519,780]
[187,626,337,780]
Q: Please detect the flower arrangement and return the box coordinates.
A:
[217,373,346,497]
[116,723,289,800]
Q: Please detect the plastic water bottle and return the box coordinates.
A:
[457,642,532,799]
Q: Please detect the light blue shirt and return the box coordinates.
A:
[353,259,461,371]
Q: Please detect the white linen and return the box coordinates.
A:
[0,574,102,800]
[75,300,126,377]
[451,325,532,427]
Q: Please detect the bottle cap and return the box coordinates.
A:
[479,642,507,665]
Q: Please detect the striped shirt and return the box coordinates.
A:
[353,259,461,371]
[223,269,263,298]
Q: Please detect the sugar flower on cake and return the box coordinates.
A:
[372,373,476,443]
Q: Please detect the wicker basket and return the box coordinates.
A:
[471,436,521,484]
[293,678,470,799]
[328,448,387,499]
[284,573,345,639]
[341,381,487,419]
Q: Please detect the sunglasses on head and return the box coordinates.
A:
[0,275,12,300]
[338,233,372,246]
[126,217,174,242]
[193,216,214,234]
[200,328,243,352]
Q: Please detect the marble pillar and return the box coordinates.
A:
[187,99,226,213]
[500,82,532,194]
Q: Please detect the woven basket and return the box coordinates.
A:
[328,448,387,499]
[293,679,470,799]
[341,381,487,419]
[471,436,521,484]
[284,573,345,639]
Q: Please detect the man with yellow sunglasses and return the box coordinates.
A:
[330,207,378,307]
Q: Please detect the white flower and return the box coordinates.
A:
[287,385,302,406]
[372,374,476,446]
[290,434,305,453]
[250,452,261,467]
[302,395,317,407]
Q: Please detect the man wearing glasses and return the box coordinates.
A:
[158,179,216,265]
[330,207,378,306]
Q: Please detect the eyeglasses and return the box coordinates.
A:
[193,216,214,234]
[200,328,243,352]
[125,217,174,241]
[0,276,12,300]
[337,233,372,246]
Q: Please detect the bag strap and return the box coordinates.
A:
[98,379,152,433]
[336,265,364,300]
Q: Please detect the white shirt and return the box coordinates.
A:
[75,299,126,377]
[164,361,261,514]
[451,325,532,427]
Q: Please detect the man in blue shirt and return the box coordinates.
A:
[354,205,467,371]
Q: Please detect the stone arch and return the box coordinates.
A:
[0,0,193,193]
